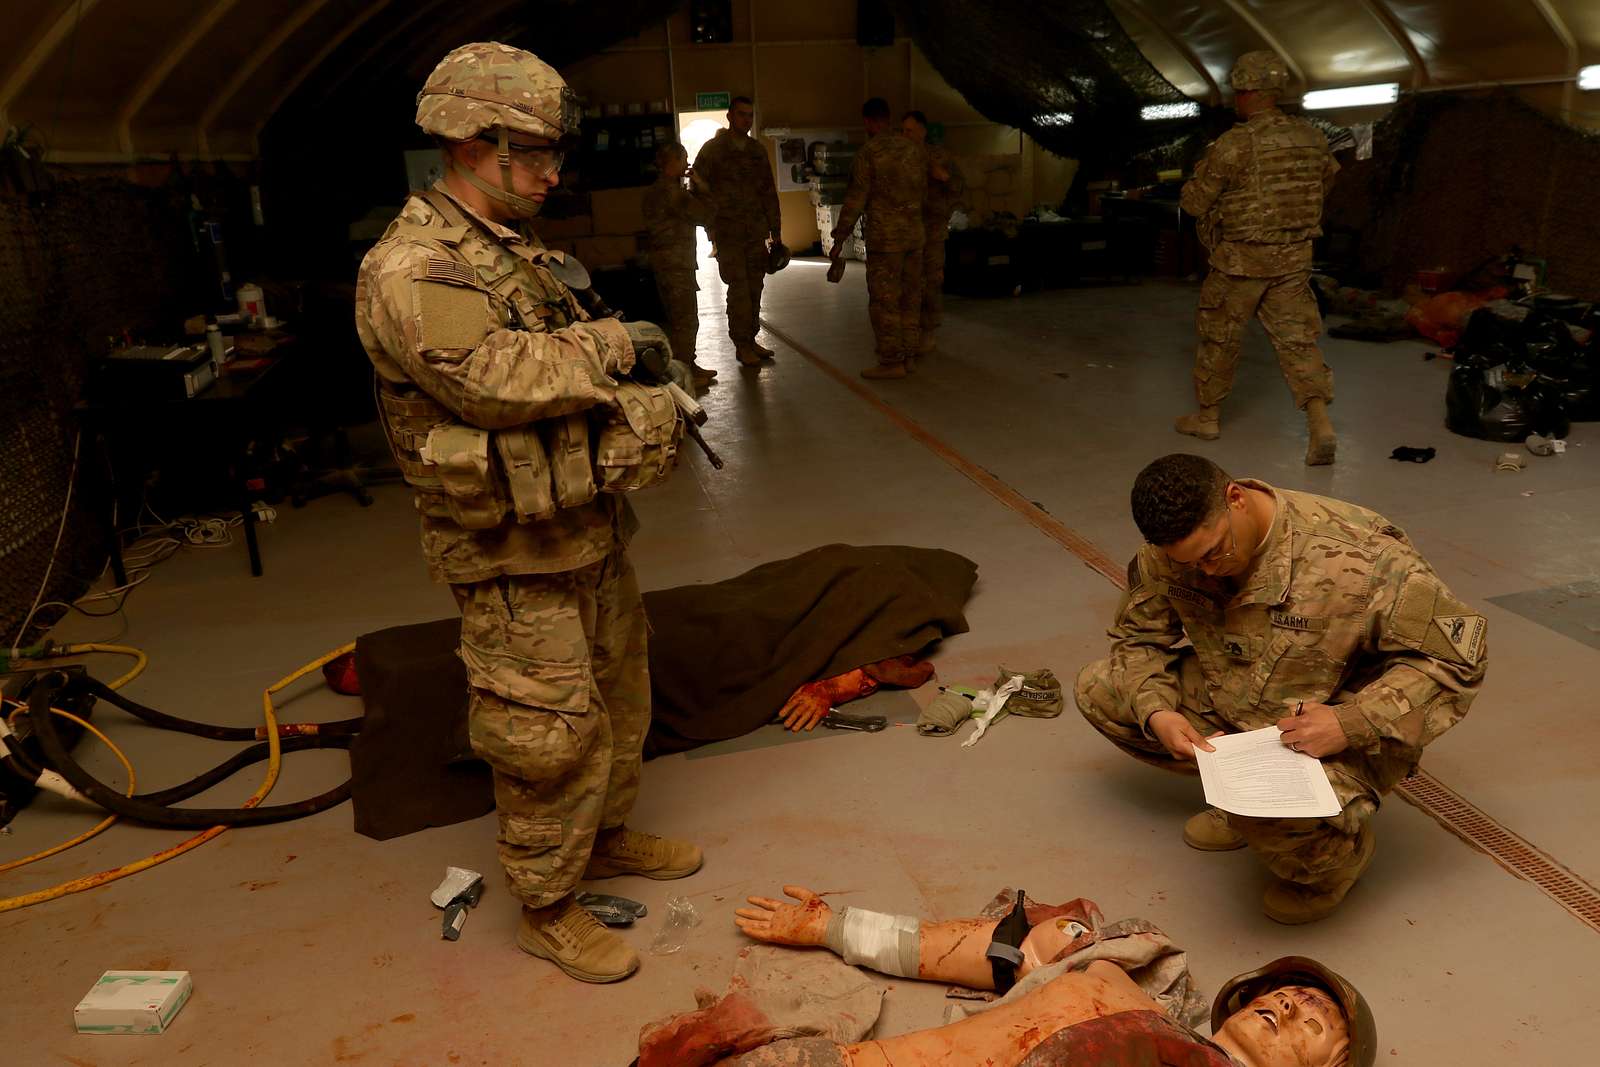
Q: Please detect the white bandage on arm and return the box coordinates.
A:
[823,906,922,978]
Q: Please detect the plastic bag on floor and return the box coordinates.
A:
[1445,362,1571,442]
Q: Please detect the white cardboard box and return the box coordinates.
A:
[74,971,192,1035]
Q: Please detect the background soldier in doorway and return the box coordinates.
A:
[901,110,964,360]
[644,142,715,387]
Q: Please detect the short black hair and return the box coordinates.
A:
[862,97,891,120]
[730,95,754,109]
[1130,454,1232,546]
[902,110,928,128]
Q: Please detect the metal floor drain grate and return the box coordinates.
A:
[766,317,1600,937]
[1396,770,1600,932]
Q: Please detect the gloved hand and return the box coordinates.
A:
[622,320,673,365]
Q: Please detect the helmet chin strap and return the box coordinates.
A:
[454,128,542,218]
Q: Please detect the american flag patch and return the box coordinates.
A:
[423,257,479,287]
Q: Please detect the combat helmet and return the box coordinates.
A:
[416,42,581,216]
[1212,956,1377,1067]
[1230,50,1290,92]
[766,240,791,274]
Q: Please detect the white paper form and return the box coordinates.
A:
[1193,727,1341,818]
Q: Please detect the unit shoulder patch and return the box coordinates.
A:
[1433,614,1487,663]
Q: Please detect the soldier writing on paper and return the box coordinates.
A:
[1075,454,1487,924]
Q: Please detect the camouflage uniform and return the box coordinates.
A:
[834,132,929,364]
[918,146,965,354]
[643,173,713,369]
[692,128,781,352]
[1074,481,1486,893]
[355,44,665,912]
[1180,106,1338,410]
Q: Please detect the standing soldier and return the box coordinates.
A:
[644,142,715,387]
[355,42,702,985]
[831,98,940,380]
[901,110,965,360]
[692,96,781,367]
[1177,51,1340,465]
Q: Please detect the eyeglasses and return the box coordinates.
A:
[1198,509,1239,570]
[478,134,567,175]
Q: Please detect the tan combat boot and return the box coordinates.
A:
[736,345,763,367]
[585,826,704,880]
[1305,398,1337,466]
[1262,824,1376,925]
[751,340,776,360]
[518,894,640,983]
[902,351,918,375]
[1183,807,1247,851]
[860,362,908,380]
[1174,405,1221,440]
[688,361,717,384]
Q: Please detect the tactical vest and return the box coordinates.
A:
[1215,116,1327,244]
[375,189,678,530]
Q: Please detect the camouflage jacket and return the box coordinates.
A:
[923,146,966,241]
[354,183,637,585]
[643,174,712,273]
[1107,480,1486,797]
[1180,109,1338,278]
[691,128,780,238]
[835,131,929,253]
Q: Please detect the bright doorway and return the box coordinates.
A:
[677,109,729,166]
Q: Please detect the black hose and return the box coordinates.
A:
[136,734,354,806]
[78,675,363,740]
[26,673,356,827]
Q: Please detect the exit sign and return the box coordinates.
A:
[695,91,731,111]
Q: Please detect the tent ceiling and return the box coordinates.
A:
[2,0,1597,159]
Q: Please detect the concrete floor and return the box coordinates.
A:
[4,254,1597,1065]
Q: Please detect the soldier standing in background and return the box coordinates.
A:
[832,97,942,380]
[901,110,964,360]
[355,43,701,986]
[1074,454,1485,924]
[1177,51,1340,465]
[692,96,781,367]
[644,142,715,388]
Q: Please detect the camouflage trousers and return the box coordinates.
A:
[451,549,650,908]
[1194,269,1333,410]
[716,231,770,346]
[865,247,925,362]
[655,267,700,367]
[917,238,946,353]
[1074,653,1377,891]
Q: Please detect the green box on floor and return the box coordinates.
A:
[74,971,192,1035]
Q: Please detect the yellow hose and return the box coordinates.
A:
[0,642,355,913]
[0,707,134,874]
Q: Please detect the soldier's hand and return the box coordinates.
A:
[1149,710,1221,760]
[735,886,832,948]
[1276,701,1349,758]
[622,320,673,365]
[828,239,845,260]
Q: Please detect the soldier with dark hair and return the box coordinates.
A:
[901,110,965,360]
[831,97,946,380]
[1177,51,1340,465]
[1075,454,1486,923]
[692,95,781,367]
[355,42,701,986]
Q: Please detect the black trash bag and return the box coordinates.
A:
[1445,361,1571,441]
[1455,307,1524,364]
[1519,313,1600,421]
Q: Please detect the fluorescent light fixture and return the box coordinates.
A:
[1035,111,1075,127]
[1142,102,1201,120]
[1580,65,1600,91]
[1301,83,1399,110]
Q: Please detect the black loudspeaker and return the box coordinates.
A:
[857,0,895,47]
[691,0,733,44]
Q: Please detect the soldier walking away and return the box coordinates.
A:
[355,42,702,985]
[1075,454,1486,924]
[1177,51,1341,465]
[901,110,964,360]
[692,96,781,367]
[644,142,716,388]
[832,97,944,380]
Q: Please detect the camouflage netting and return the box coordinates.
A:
[0,179,202,643]
[892,0,1224,179]
[1325,91,1600,298]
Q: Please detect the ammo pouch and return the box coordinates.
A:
[594,382,683,493]
[418,425,510,530]
[543,413,597,508]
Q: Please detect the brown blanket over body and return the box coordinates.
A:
[349,544,976,838]
[642,544,977,757]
